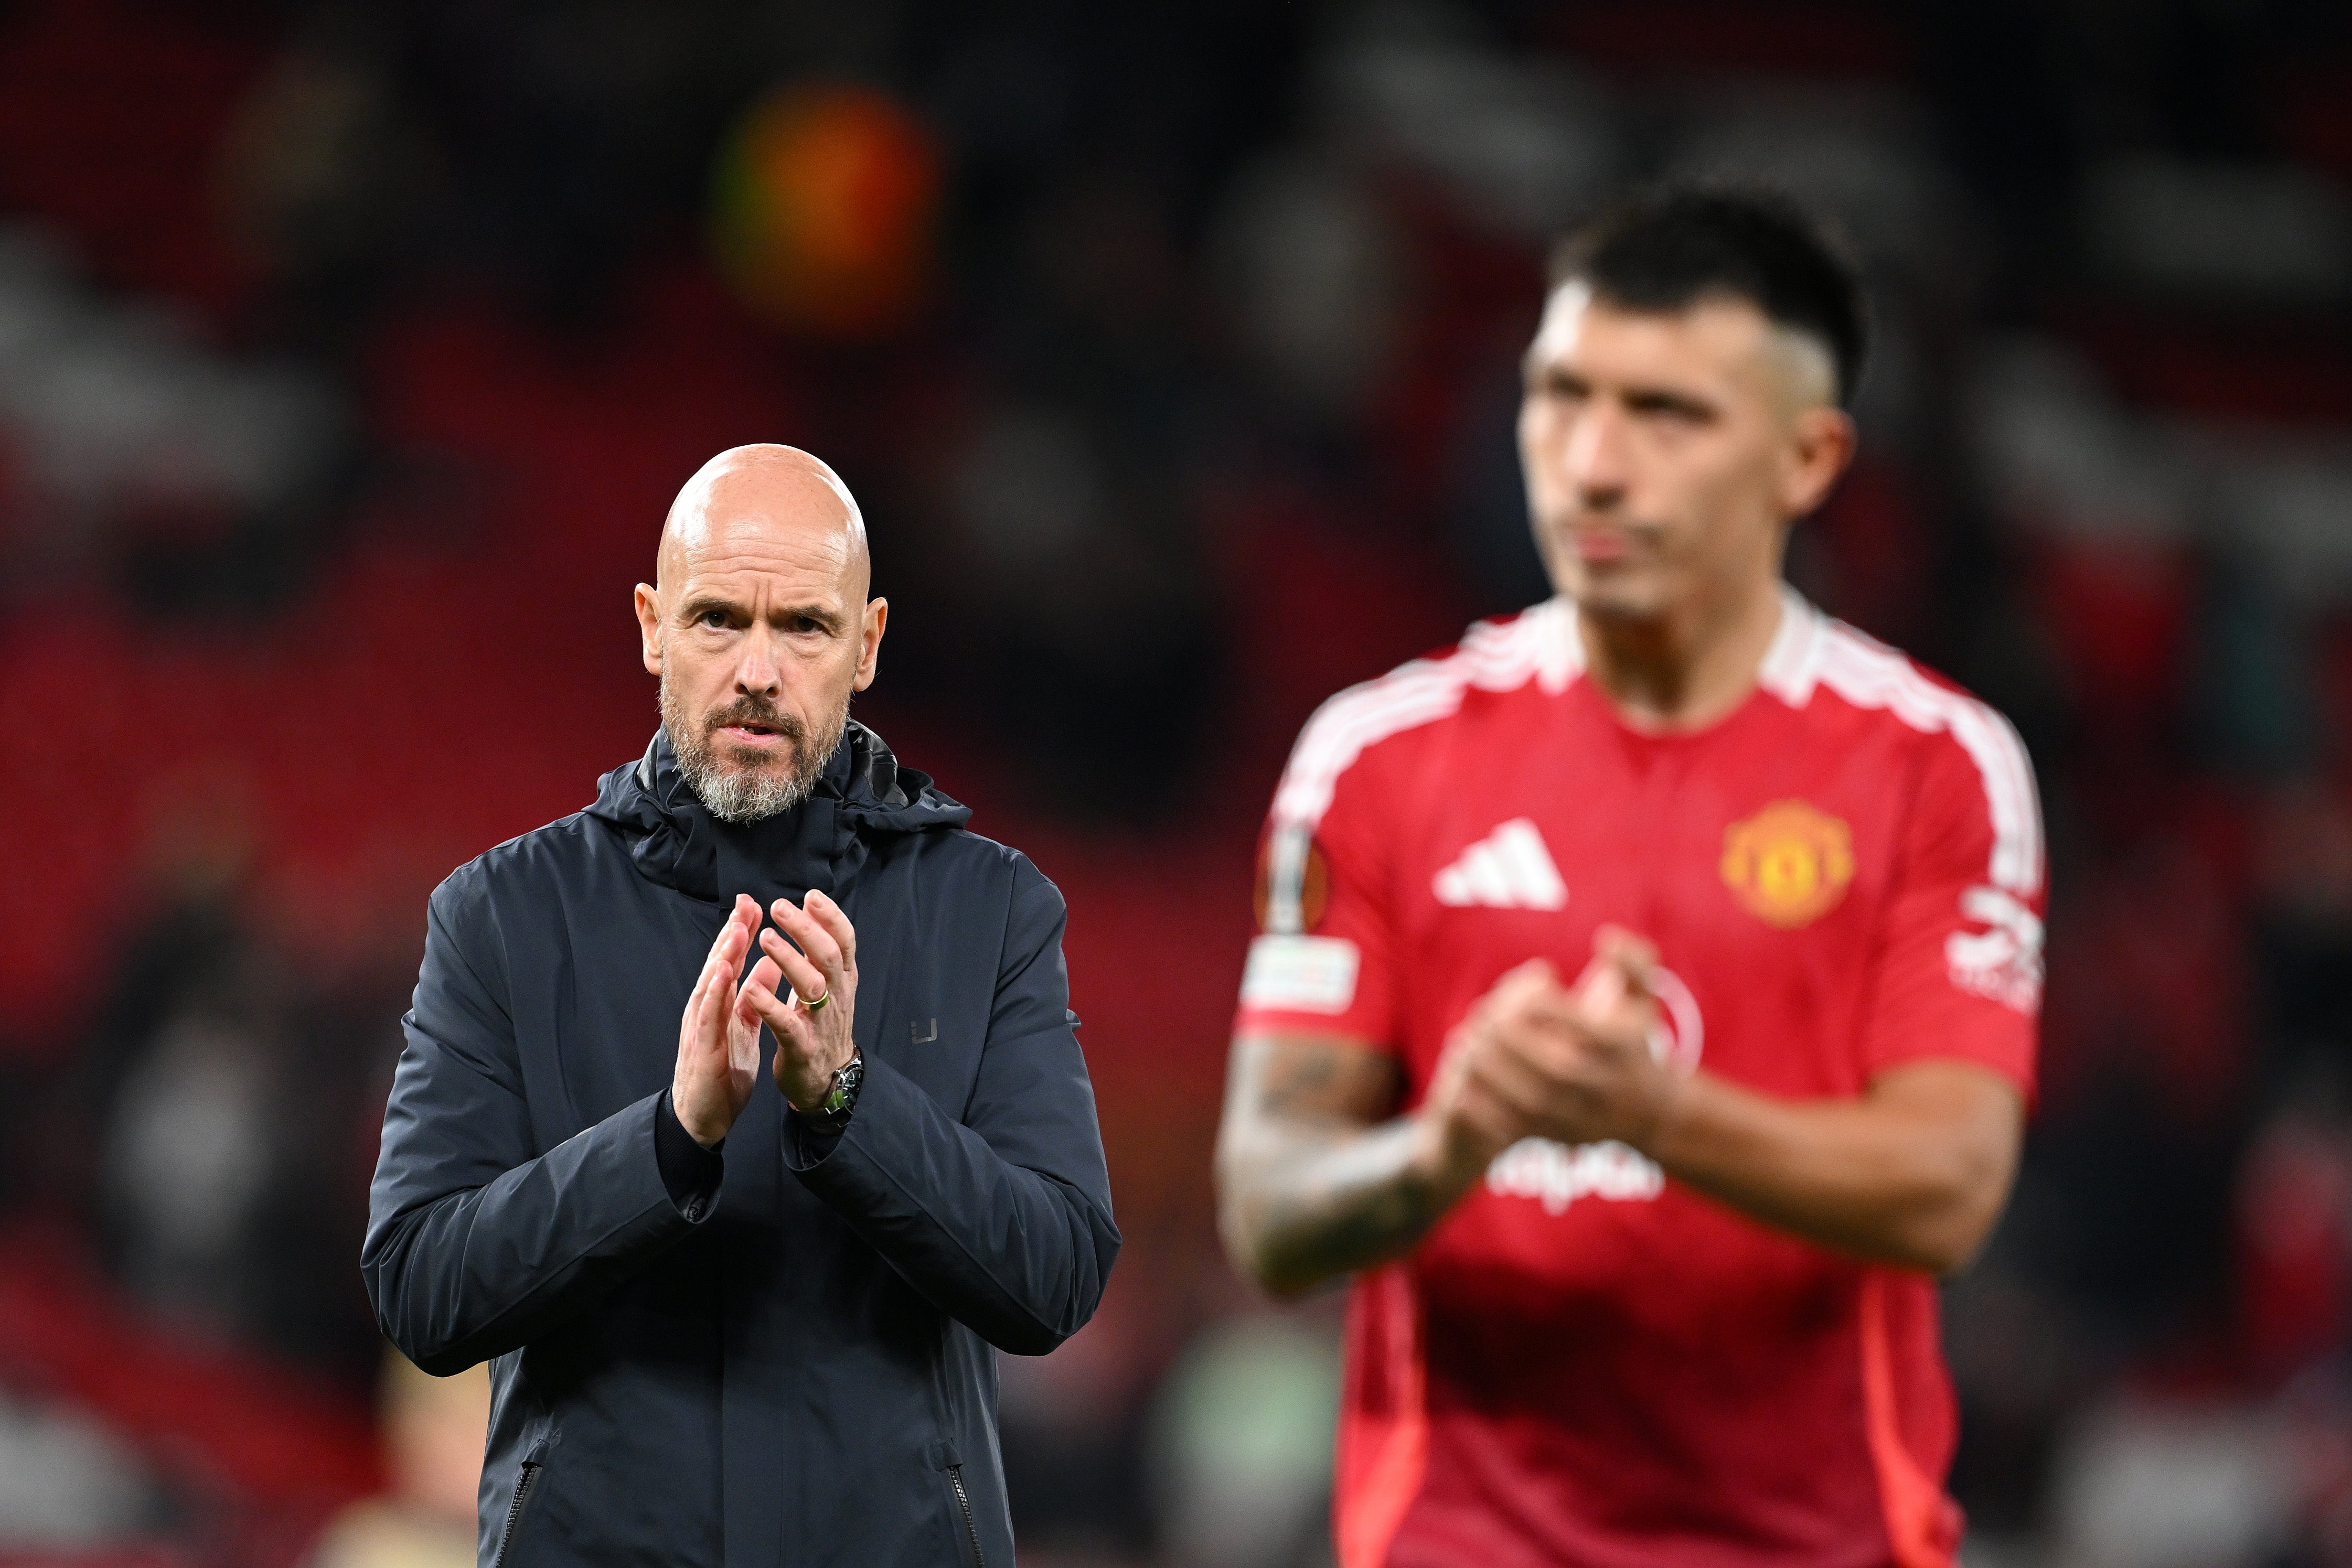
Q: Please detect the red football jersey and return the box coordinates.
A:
[1234,591,2045,1568]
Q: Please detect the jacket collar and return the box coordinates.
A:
[586,720,970,903]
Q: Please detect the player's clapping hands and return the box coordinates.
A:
[1425,926,1684,1164]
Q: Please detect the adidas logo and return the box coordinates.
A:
[1433,818,1568,910]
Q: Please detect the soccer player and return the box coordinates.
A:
[1214,189,2044,1568]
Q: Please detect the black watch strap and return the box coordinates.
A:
[801,1049,864,1135]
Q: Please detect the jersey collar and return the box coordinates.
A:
[1549,584,1824,707]
[1756,585,1825,707]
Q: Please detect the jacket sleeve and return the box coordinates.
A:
[787,853,1120,1355]
[361,870,710,1375]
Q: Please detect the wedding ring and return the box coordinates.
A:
[800,987,831,1013]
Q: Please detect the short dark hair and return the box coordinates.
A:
[1549,186,1868,409]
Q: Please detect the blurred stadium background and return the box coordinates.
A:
[1,1,2350,1565]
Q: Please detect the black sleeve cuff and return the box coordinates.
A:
[655,1089,724,1220]
[785,1109,848,1168]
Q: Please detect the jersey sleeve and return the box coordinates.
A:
[1232,751,1401,1051]
[1857,718,2046,1099]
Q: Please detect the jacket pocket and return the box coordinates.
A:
[492,1459,542,1568]
[941,1462,987,1568]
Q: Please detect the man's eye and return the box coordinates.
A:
[698,610,729,628]
[790,616,822,635]
[1631,396,1709,425]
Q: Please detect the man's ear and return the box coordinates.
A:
[853,598,888,692]
[1781,405,1857,520]
[634,584,664,675]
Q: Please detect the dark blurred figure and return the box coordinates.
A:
[69,779,389,1391]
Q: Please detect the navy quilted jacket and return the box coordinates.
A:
[362,723,1118,1567]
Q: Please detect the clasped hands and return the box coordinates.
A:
[1418,925,1687,1181]
[671,891,861,1149]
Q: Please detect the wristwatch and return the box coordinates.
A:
[801,1049,864,1135]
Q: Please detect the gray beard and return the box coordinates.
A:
[659,674,847,826]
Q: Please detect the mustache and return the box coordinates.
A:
[703,699,809,742]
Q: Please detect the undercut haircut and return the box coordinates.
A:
[1550,186,1868,409]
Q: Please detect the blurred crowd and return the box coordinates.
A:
[2,1,2351,1565]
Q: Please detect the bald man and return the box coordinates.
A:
[366,446,1119,1568]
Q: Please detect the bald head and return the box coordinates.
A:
[657,444,870,603]
[635,444,888,823]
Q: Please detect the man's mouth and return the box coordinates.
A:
[1571,529,1631,563]
[714,718,791,749]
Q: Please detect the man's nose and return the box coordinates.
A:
[734,627,784,695]
[1561,404,1631,509]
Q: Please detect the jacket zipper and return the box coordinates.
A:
[946,1464,986,1568]
[493,1460,541,1568]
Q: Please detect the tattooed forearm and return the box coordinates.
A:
[1235,1119,1457,1294]
[1215,1034,1480,1297]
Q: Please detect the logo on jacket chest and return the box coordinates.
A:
[1720,800,1855,928]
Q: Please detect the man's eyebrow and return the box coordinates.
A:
[1622,384,1720,418]
[1526,356,1589,386]
[677,594,848,631]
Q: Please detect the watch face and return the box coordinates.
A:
[824,1055,864,1115]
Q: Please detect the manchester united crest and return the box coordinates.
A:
[1720,800,1856,929]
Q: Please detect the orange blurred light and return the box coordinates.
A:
[711,83,941,337]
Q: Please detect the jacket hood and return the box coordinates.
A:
[585,721,971,900]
